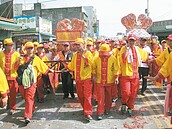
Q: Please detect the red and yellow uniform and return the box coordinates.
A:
[0,38,20,111]
[154,47,171,81]
[67,38,93,116]
[36,44,49,102]
[92,44,120,116]
[19,42,49,120]
[0,67,9,108]
[157,52,172,124]
[119,42,148,110]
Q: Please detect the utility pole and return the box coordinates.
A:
[146,0,149,16]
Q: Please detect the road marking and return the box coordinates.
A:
[140,95,164,128]
[0,97,25,121]
[147,85,172,128]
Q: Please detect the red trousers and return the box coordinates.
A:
[19,84,36,119]
[120,77,139,109]
[36,76,44,100]
[111,84,118,99]
[76,79,92,115]
[97,86,112,115]
[7,80,18,110]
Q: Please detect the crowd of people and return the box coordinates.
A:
[0,33,172,125]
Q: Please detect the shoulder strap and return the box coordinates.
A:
[23,55,35,69]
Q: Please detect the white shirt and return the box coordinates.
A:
[140,45,152,68]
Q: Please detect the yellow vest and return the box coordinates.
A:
[21,55,49,79]
[119,46,148,77]
[92,54,120,85]
[155,48,171,66]
[68,51,93,81]
[0,67,9,98]
[159,52,172,81]
[0,50,20,79]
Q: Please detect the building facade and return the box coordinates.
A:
[21,3,97,38]
[83,6,97,38]
[147,19,172,40]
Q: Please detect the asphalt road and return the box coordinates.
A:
[0,81,172,129]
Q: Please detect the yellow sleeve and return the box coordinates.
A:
[42,56,50,67]
[67,52,76,71]
[85,50,93,66]
[155,49,167,66]
[114,56,121,77]
[0,68,9,96]
[137,47,148,61]
[34,56,49,74]
[92,57,98,75]
[159,52,172,78]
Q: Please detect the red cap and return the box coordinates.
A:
[128,34,137,40]
[94,39,101,43]
[119,40,127,45]
[167,34,172,40]
[63,42,70,46]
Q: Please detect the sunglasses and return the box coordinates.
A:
[128,39,135,42]
[26,47,34,50]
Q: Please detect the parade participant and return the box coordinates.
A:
[150,39,162,58]
[148,34,172,86]
[92,40,101,102]
[138,37,152,96]
[48,45,60,94]
[92,44,120,120]
[0,38,20,115]
[18,42,51,124]
[71,42,77,52]
[148,34,172,117]
[0,67,9,108]
[145,51,172,124]
[16,39,26,55]
[58,42,75,99]
[0,67,9,127]
[36,44,49,103]
[86,41,94,53]
[33,41,39,54]
[67,38,93,121]
[119,34,148,116]
[161,40,167,52]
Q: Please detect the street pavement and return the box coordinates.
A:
[0,81,172,129]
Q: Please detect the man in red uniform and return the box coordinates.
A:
[119,34,148,116]
[93,44,120,120]
[18,42,52,124]
[67,38,93,121]
[0,38,20,115]
[36,44,49,103]
[145,51,172,124]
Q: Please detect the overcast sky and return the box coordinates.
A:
[14,0,172,37]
